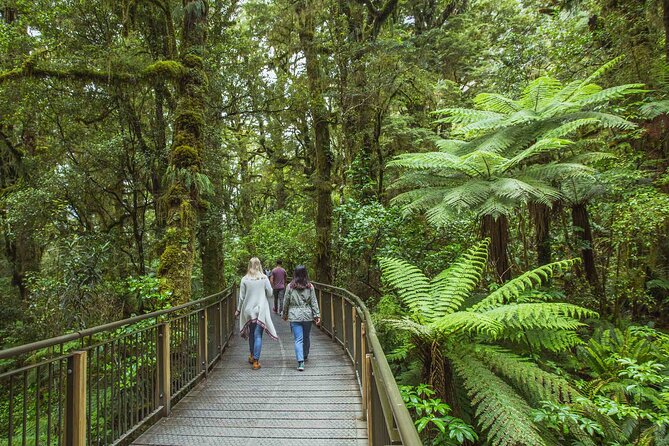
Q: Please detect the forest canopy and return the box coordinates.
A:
[2,0,669,444]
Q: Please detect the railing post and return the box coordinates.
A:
[65,351,87,446]
[341,297,346,349]
[330,292,335,341]
[352,307,357,370]
[365,353,373,446]
[318,289,322,326]
[198,309,208,376]
[361,323,367,416]
[157,323,171,417]
[219,302,225,355]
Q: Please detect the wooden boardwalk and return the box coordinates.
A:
[133,298,368,446]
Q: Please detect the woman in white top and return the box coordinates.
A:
[235,258,278,369]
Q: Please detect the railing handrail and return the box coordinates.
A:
[0,287,231,360]
[311,281,421,446]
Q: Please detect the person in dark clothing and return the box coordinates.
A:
[269,259,287,314]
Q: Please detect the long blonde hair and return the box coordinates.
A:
[246,257,264,279]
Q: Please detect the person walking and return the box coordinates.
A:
[269,259,287,314]
[235,257,278,370]
[282,265,320,371]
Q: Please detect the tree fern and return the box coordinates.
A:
[380,242,596,446]
[390,62,642,278]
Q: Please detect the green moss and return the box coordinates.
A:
[143,60,186,80]
[158,245,181,276]
[175,111,204,137]
[171,145,200,168]
[182,54,204,69]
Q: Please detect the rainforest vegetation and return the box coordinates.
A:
[2,0,669,444]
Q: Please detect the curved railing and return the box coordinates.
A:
[312,282,421,446]
[0,287,237,446]
[0,283,421,446]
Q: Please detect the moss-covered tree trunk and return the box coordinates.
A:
[158,0,209,304]
[297,0,333,283]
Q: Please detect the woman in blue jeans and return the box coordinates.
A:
[282,265,320,371]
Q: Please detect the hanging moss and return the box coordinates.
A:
[171,145,200,168]
[143,60,186,80]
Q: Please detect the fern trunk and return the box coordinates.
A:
[571,203,601,293]
[530,203,551,266]
[482,214,511,282]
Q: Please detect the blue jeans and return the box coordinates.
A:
[290,321,312,362]
[248,322,263,360]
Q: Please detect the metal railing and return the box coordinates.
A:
[0,286,237,446]
[312,282,421,446]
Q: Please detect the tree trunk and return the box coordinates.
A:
[482,214,511,282]
[530,203,551,266]
[297,0,333,283]
[199,213,226,296]
[158,0,209,304]
[571,203,601,292]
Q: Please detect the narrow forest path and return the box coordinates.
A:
[132,297,368,445]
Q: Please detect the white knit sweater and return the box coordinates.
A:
[237,275,278,340]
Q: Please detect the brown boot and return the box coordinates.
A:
[252,360,261,370]
[248,354,253,364]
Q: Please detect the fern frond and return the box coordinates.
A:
[639,100,669,119]
[576,83,646,107]
[388,152,462,171]
[473,345,580,403]
[491,177,562,205]
[432,311,502,336]
[543,118,601,138]
[434,138,468,154]
[451,354,548,446]
[384,317,434,339]
[519,76,563,111]
[498,327,584,352]
[564,151,615,165]
[560,111,636,130]
[379,257,432,320]
[434,108,503,125]
[474,93,523,114]
[429,239,489,316]
[499,136,574,172]
[471,259,581,311]
[482,303,596,331]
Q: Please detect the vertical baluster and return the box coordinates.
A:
[103,343,109,445]
[22,370,27,446]
[87,351,91,446]
[47,363,52,446]
[36,365,41,445]
[8,375,14,446]
[95,346,100,446]
[57,360,62,446]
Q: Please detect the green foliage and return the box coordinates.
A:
[400,384,478,445]
[381,240,593,445]
[226,210,315,280]
[390,61,641,226]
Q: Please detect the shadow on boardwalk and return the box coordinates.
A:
[132,297,368,446]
